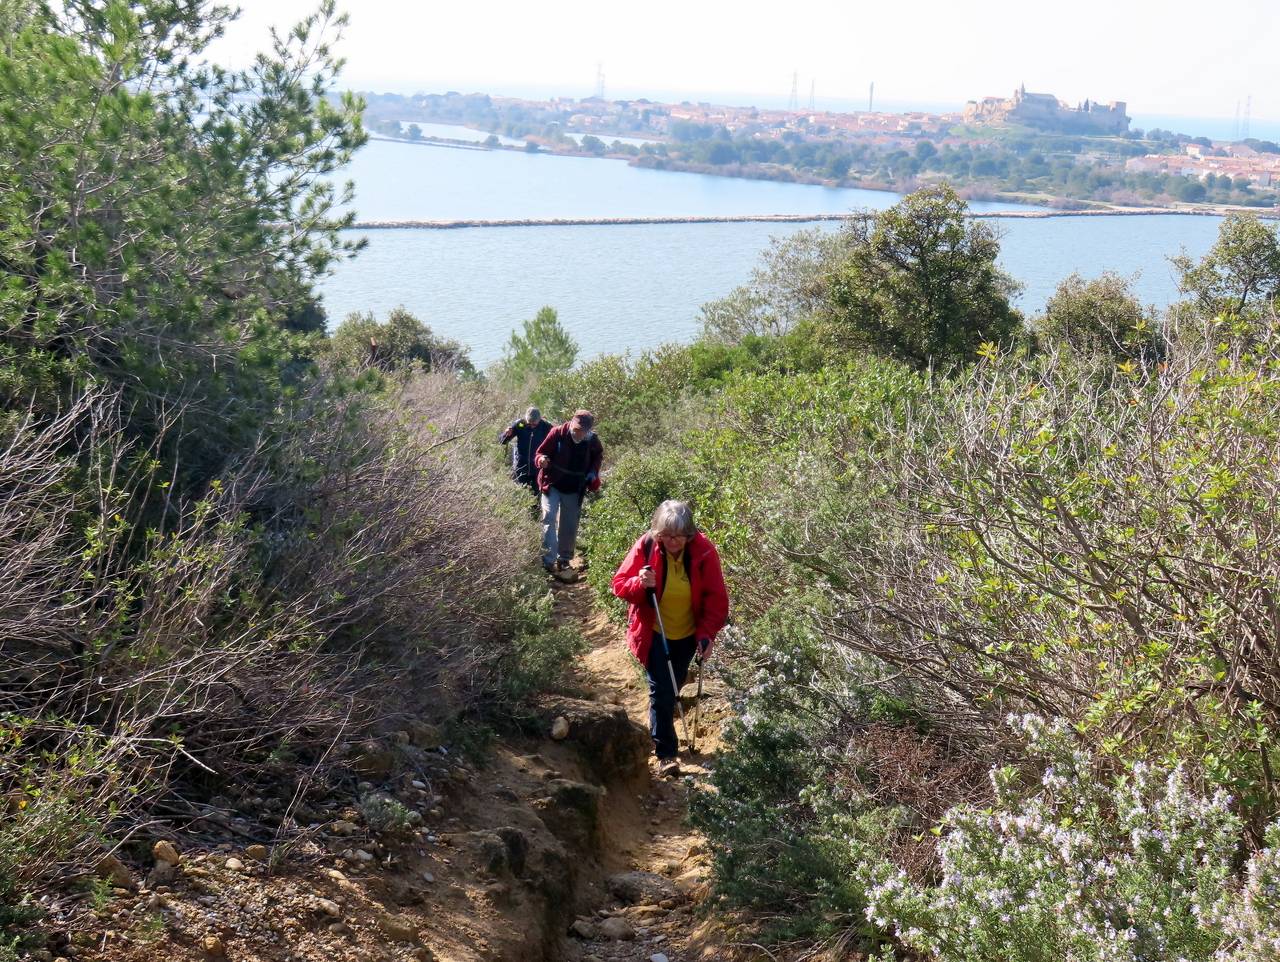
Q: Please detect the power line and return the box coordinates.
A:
[787,71,798,112]
[868,81,875,113]
[594,62,605,100]
[1243,94,1252,140]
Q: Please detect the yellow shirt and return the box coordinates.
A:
[657,549,696,640]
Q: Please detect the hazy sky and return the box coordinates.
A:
[210,1,1278,121]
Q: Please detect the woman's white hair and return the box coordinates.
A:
[649,500,697,538]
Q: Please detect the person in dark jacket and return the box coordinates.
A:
[534,410,603,574]
[498,406,551,491]
[611,500,729,776]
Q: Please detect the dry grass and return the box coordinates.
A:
[0,368,547,894]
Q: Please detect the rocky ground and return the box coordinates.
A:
[27,573,738,962]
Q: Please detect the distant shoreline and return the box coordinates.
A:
[363,130,1279,223]
[348,207,1275,231]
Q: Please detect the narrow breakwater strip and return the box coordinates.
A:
[350,207,1273,230]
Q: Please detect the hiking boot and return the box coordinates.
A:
[553,566,579,583]
[658,758,681,778]
[542,560,555,574]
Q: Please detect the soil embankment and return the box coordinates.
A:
[49,577,728,962]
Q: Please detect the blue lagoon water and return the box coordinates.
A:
[320,138,1222,367]
[337,136,1036,223]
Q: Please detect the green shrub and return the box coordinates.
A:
[690,604,917,943]
[776,331,1280,822]
[492,306,578,388]
[0,897,39,962]
[358,793,420,836]
[496,584,587,705]
[0,717,133,908]
[577,356,923,630]
[867,717,1248,962]
[684,324,829,385]
[825,185,1025,370]
[1035,271,1163,363]
[1216,821,1280,961]
[535,345,696,448]
[328,307,473,377]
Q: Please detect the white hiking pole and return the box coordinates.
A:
[690,652,704,753]
[646,578,692,753]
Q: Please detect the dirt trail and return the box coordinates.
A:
[41,572,732,962]
[550,575,729,962]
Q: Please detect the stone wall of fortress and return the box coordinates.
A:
[964,88,1129,135]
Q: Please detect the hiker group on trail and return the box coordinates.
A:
[497,406,551,492]
[612,500,729,776]
[535,409,603,577]
[500,410,729,774]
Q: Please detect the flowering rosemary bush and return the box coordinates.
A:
[1213,822,1280,962]
[866,716,1259,962]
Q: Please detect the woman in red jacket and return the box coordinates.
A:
[612,500,730,776]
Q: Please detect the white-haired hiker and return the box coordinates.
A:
[611,500,729,776]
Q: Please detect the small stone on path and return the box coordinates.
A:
[597,916,635,941]
[97,854,134,889]
[378,912,420,942]
[152,840,181,866]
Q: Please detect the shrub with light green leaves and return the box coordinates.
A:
[689,607,881,941]
[535,346,696,449]
[0,717,134,928]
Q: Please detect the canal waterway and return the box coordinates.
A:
[319,132,1222,367]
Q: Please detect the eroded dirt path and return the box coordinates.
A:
[549,576,730,962]
[51,572,734,962]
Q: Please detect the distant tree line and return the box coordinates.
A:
[360,91,1278,209]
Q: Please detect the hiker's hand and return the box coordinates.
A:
[638,566,656,589]
[697,638,711,661]
[535,454,548,468]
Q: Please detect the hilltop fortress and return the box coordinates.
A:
[964,84,1129,135]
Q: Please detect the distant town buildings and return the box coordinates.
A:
[964,85,1129,135]
[1126,142,1280,186]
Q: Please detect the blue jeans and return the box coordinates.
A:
[645,633,697,759]
[541,487,583,566]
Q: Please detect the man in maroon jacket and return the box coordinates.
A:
[534,410,603,575]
